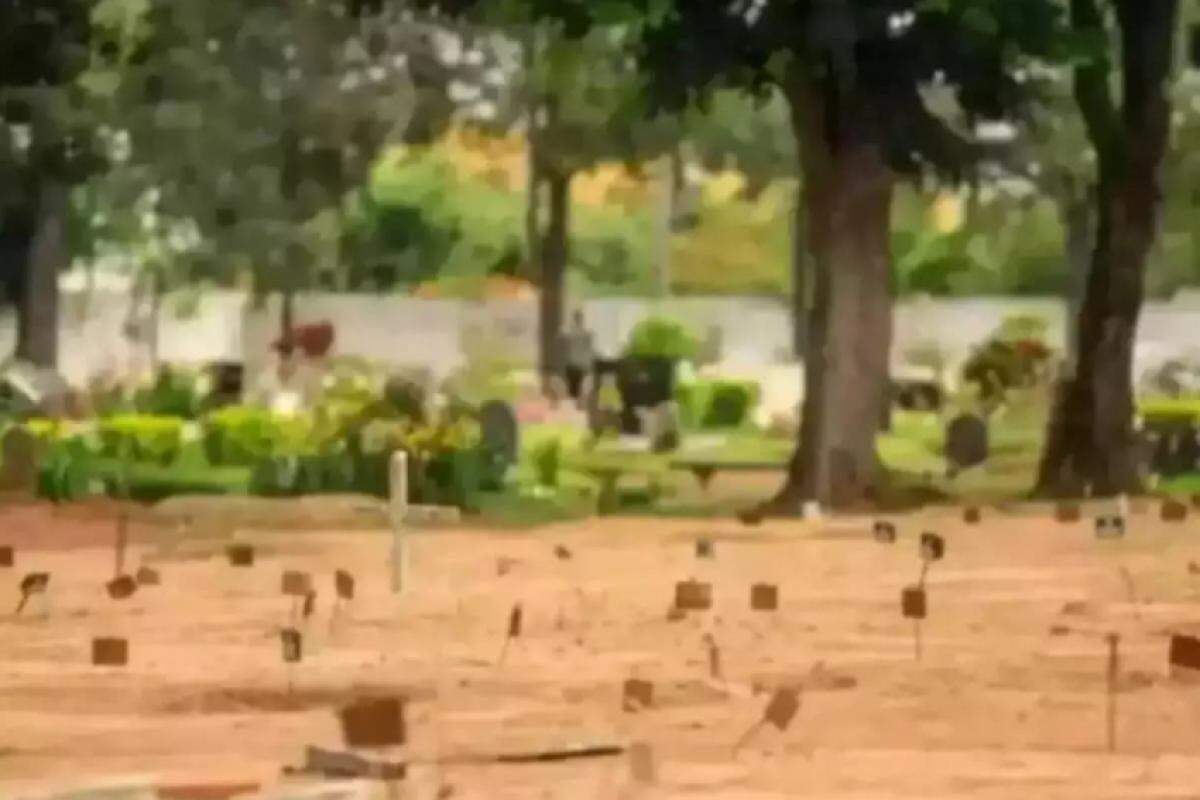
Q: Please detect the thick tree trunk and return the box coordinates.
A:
[16,179,68,368]
[538,169,571,384]
[790,181,810,359]
[1060,188,1094,376]
[1036,0,1177,497]
[766,76,895,512]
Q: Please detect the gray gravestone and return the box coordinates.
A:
[0,426,42,493]
[945,413,989,472]
[480,400,519,467]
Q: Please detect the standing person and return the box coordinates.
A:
[562,310,595,407]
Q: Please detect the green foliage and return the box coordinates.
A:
[531,437,562,488]
[97,414,184,465]
[624,316,699,362]
[1139,397,1200,427]
[961,317,1054,402]
[675,379,760,429]
[201,405,311,466]
[133,368,203,418]
[37,437,96,503]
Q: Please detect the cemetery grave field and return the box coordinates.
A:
[5,507,1200,797]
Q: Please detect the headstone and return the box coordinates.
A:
[963,506,981,524]
[302,590,317,620]
[1055,502,1081,523]
[763,688,801,731]
[92,637,128,666]
[750,583,779,611]
[0,425,41,493]
[227,544,254,567]
[919,533,945,562]
[0,546,12,568]
[135,566,160,586]
[873,521,897,544]
[335,569,355,601]
[945,413,988,471]
[695,538,713,559]
[1169,634,1200,682]
[674,580,712,611]
[1162,499,1188,522]
[480,400,519,480]
[281,628,303,663]
[902,586,927,619]
[106,575,137,600]
[1096,515,1125,539]
[622,678,654,711]
[339,697,407,748]
[282,570,313,597]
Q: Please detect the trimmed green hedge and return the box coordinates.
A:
[97,414,185,465]
[202,405,312,466]
[676,379,760,429]
[1140,397,1200,426]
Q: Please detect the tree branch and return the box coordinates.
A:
[1070,0,1120,167]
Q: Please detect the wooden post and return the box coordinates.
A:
[1106,632,1119,753]
[389,451,409,595]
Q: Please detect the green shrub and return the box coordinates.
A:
[98,414,185,465]
[38,436,96,503]
[202,405,312,466]
[675,379,760,429]
[961,317,1053,403]
[531,438,561,488]
[1139,397,1200,426]
[624,317,700,362]
[134,368,203,418]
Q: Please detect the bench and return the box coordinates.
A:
[670,459,788,491]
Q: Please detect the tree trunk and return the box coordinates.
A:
[15,179,68,369]
[1036,0,1178,497]
[766,75,895,512]
[790,179,810,359]
[538,169,571,384]
[1060,187,1094,377]
[280,289,294,344]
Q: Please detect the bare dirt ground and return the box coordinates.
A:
[5,504,1200,798]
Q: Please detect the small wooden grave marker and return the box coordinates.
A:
[15,572,49,614]
[703,633,722,680]
[498,603,523,664]
[919,532,945,562]
[1162,499,1188,523]
[554,544,573,561]
[106,574,137,600]
[1095,515,1126,539]
[135,566,160,586]
[114,511,129,578]
[695,538,713,559]
[282,570,313,597]
[0,546,13,568]
[902,586,927,620]
[1169,634,1200,682]
[1106,633,1119,752]
[1055,502,1081,523]
[750,583,779,612]
[734,687,801,752]
[281,627,303,664]
[963,506,981,524]
[622,678,654,711]
[335,569,355,601]
[92,637,128,666]
[227,544,254,567]
[339,696,407,749]
[873,521,896,544]
[628,742,656,785]
[674,580,712,612]
[302,590,316,620]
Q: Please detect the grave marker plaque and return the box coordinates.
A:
[227,544,254,567]
[622,678,654,710]
[963,506,981,524]
[1055,502,1081,523]
[674,580,712,611]
[92,637,128,666]
[750,583,779,611]
[919,533,945,562]
[902,586,927,619]
[1169,634,1200,681]
[873,521,896,544]
[282,570,313,597]
[0,546,12,568]
[339,697,407,749]
[507,604,523,638]
[1162,499,1188,522]
[135,566,160,586]
[763,688,800,731]
[106,575,137,600]
[1095,515,1126,539]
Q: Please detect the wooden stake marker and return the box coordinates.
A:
[135,566,160,586]
[92,637,128,666]
[1162,499,1188,523]
[106,575,137,600]
[1106,633,1119,752]
[0,546,13,568]
[703,633,722,680]
[873,520,896,544]
[114,511,129,579]
[695,538,714,559]
[750,583,779,612]
[963,506,981,524]
[1095,515,1125,539]
[498,603,522,664]
[339,696,407,749]
[281,627,303,664]
[902,585,927,660]
[622,678,654,711]
[227,544,254,567]
[335,569,355,601]
[734,687,801,753]
[674,580,712,612]
[919,532,945,563]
